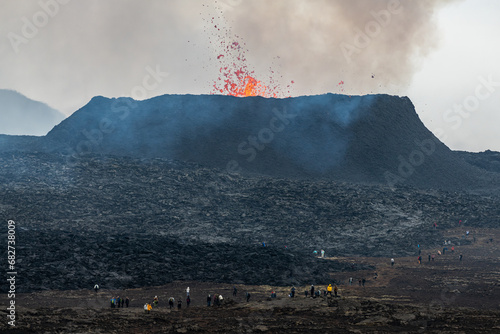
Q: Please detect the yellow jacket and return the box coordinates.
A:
[327,284,332,292]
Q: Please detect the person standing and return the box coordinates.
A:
[334,285,338,297]
[349,277,353,285]
[153,296,159,307]
[186,296,191,307]
[94,284,99,293]
[186,287,190,297]
[233,286,237,297]
[207,294,211,307]
[391,258,395,267]
[125,297,129,308]
[310,285,315,297]
[169,297,175,309]
[245,292,250,302]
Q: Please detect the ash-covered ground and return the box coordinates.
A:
[1,152,498,293]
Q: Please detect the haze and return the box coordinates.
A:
[0,0,498,151]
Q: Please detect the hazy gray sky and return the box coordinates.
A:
[1,0,499,151]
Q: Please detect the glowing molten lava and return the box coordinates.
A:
[210,37,292,98]
[218,73,277,98]
[205,12,293,98]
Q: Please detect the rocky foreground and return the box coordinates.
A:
[1,153,499,292]
[2,228,499,333]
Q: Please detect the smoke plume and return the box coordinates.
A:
[0,0,461,115]
[225,0,461,96]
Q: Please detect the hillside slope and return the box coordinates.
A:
[0,89,65,136]
[39,93,498,193]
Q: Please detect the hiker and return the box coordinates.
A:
[219,294,224,305]
[177,299,182,310]
[310,285,315,297]
[169,297,175,309]
[418,256,422,264]
[116,296,121,308]
[334,285,338,297]
[432,254,435,261]
[391,258,395,267]
[459,254,463,261]
[153,296,159,307]
[443,247,446,255]
[349,277,353,285]
[321,249,325,258]
[362,278,366,287]
[186,287,190,297]
[246,292,251,302]
[291,286,296,298]
[213,294,218,306]
[428,254,431,262]
[94,284,99,293]
[271,291,276,298]
[121,298,124,308]
[207,294,211,307]
[187,296,191,307]
[451,246,455,253]
[125,297,129,308]
[358,279,362,286]
[110,297,115,308]
[327,284,333,296]
[144,303,148,313]
[233,286,237,296]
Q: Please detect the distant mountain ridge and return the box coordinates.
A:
[1,93,499,194]
[0,89,65,136]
